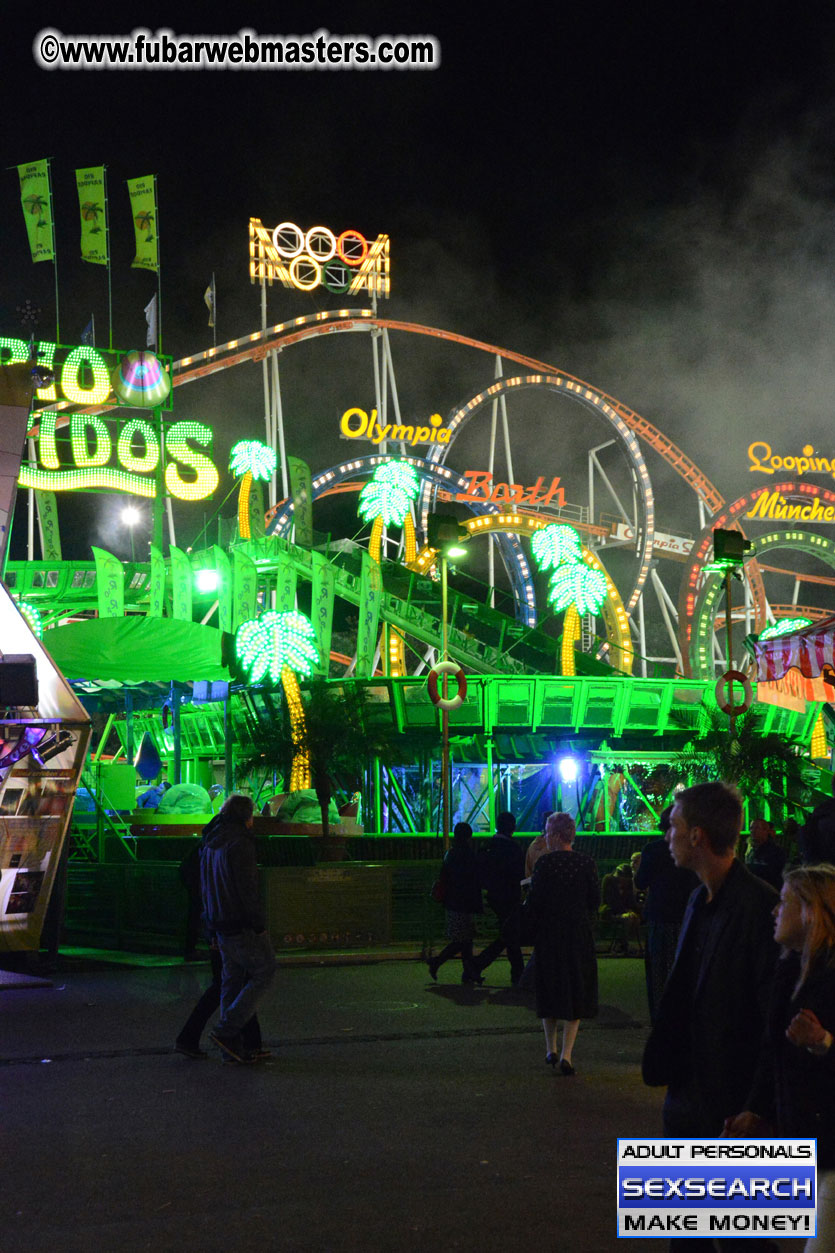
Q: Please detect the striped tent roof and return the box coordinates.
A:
[753,615,835,682]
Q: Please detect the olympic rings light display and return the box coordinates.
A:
[249,218,390,297]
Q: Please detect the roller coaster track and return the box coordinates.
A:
[169,310,726,515]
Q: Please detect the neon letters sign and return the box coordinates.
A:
[0,338,173,411]
[249,219,390,297]
[454,471,566,508]
[749,441,835,480]
[20,413,219,501]
[340,406,451,447]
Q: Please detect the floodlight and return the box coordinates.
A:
[557,756,579,784]
[195,569,219,593]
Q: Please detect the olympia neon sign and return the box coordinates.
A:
[340,406,451,446]
[0,338,173,411]
[249,219,390,297]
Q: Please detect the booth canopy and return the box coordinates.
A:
[45,617,232,684]
[754,615,835,682]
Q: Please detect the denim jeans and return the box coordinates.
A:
[216,929,276,1037]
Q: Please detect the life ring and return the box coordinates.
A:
[715,669,753,715]
[427,661,467,711]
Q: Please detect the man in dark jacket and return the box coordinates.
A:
[200,793,276,1063]
[745,817,787,891]
[635,806,698,1024]
[642,782,778,1251]
[473,811,525,984]
[798,779,835,864]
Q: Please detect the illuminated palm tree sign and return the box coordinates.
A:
[532,524,607,675]
[236,610,319,790]
[230,440,278,539]
[358,460,420,563]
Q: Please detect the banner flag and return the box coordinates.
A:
[204,277,216,327]
[75,167,108,265]
[148,544,165,618]
[144,294,158,348]
[92,546,125,618]
[273,543,297,612]
[17,160,54,263]
[80,316,95,346]
[356,550,382,678]
[169,546,193,622]
[232,549,258,631]
[310,551,335,675]
[207,545,232,633]
[127,175,158,272]
[35,490,61,560]
[288,456,313,548]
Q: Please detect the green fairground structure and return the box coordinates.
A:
[2,240,834,954]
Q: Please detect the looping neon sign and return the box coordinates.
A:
[249,218,390,297]
[0,338,173,411]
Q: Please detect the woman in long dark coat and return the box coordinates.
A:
[529,812,600,1074]
[428,822,483,984]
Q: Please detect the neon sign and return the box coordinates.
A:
[20,414,219,501]
[745,491,835,524]
[453,471,566,508]
[249,219,390,297]
[749,442,835,480]
[340,406,451,447]
[0,338,173,411]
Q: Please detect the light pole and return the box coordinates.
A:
[429,514,469,850]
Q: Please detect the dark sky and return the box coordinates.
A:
[4,2,835,577]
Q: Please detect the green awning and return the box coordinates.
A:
[44,617,231,683]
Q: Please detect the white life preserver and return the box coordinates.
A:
[427,661,467,711]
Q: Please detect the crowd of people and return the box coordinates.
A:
[177,782,835,1250]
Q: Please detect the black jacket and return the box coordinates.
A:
[479,834,525,906]
[799,797,835,865]
[635,837,698,925]
[200,813,266,935]
[745,950,835,1168]
[643,859,779,1134]
[442,841,483,915]
[745,838,787,892]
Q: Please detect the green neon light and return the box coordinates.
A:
[164,421,220,501]
[16,600,43,638]
[117,418,160,474]
[230,440,277,482]
[531,523,583,572]
[759,617,813,640]
[236,610,319,683]
[71,414,110,468]
[19,464,157,497]
[548,562,607,615]
[358,461,419,527]
[61,345,112,405]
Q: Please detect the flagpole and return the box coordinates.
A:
[155,175,162,354]
[103,165,113,350]
[212,272,217,348]
[47,158,59,343]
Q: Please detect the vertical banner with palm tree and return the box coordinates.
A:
[75,167,108,265]
[356,551,383,678]
[289,456,313,548]
[17,159,54,263]
[127,175,159,272]
[311,552,335,675]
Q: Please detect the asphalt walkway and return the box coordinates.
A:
[0,952,806,1253]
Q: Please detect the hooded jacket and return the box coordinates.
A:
[199,812,266,935]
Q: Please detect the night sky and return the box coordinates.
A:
[4,2,835,603]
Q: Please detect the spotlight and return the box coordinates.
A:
[195,569,219,593]
[557,756,579,784]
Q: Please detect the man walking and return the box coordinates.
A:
[200,793,276,1063]
[745,816,787,891]
[474,811,525,985]
[642,781,779,1251]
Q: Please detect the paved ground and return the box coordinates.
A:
[0,952,806,1253]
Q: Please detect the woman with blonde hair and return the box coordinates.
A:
[528,812,600,1074]
[725,864,835,1250]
